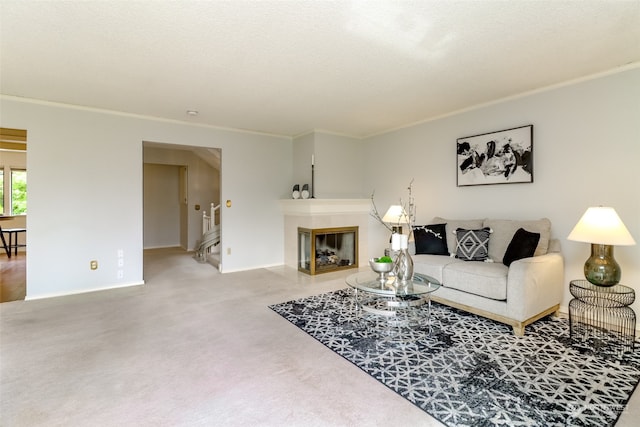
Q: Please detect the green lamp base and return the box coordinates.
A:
[584,244,621,287]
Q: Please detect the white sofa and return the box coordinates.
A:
[410,217,564,336]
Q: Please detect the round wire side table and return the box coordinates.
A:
[569,280,636,355]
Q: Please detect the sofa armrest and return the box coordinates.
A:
[505,252,564,321]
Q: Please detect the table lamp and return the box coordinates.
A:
[382,205,409,235]
[567,206,636,286]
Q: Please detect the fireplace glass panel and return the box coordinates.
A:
[298,226,358,275]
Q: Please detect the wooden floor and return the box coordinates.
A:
[0,252,26,303]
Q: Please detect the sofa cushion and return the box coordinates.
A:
[412,254,460,283]
[432,217,484,255]
[413,223,448,255]
[484,218,551,262]
[443,261,509,300]
[503,228,540,266]
[454,227,492,261]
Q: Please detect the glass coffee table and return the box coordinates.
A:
[345,271,441,327]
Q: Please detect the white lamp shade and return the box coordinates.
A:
[382,205,409,224]
[567,207,636,246]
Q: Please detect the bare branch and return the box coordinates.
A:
[370,191,393,232]
[369,180,416,233]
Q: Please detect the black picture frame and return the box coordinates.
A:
[456,125,533,187]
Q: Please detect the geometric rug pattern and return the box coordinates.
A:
[269,289,640,426]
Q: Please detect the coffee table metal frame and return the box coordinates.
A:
[345,271,441,325]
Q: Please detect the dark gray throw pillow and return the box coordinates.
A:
[413,223,448,255]
[503,227,541,266]
[455,227,492,261]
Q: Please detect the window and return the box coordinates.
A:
[11,169,27,215]
[0,128,28,216]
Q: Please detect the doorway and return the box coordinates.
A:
[0,128,27,302]
[142,142,221,276]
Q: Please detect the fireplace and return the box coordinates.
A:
[298,226,358,275]
[279,198,369,272]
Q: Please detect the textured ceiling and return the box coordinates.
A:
[1,1,639,138]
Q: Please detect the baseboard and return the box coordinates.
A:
[25,281,145,301]
[221,262,283,274]
[143,245,185,250]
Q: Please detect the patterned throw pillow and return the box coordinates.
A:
[454,227,492,261]
[413,223,448,255]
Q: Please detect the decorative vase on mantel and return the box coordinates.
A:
[391,233,413,285]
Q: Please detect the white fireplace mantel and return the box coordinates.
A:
[278,198,370,216]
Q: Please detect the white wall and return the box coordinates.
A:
[0,97,292,299]
[292,131,365,199]
[143,163,181,249]
[292,132,314,195]
[363,66,640,313]
[314,132,365,198]
[2,66,638,307]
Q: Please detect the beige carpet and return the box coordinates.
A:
[1,247,639,426]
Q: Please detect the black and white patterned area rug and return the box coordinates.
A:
[269,289,640,426]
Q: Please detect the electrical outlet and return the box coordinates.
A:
[90,260,98,270]
[117,270,123,279]
[117,249,124,258]
[118,258,124,267]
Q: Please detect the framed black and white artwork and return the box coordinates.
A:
[456,125,533,187]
